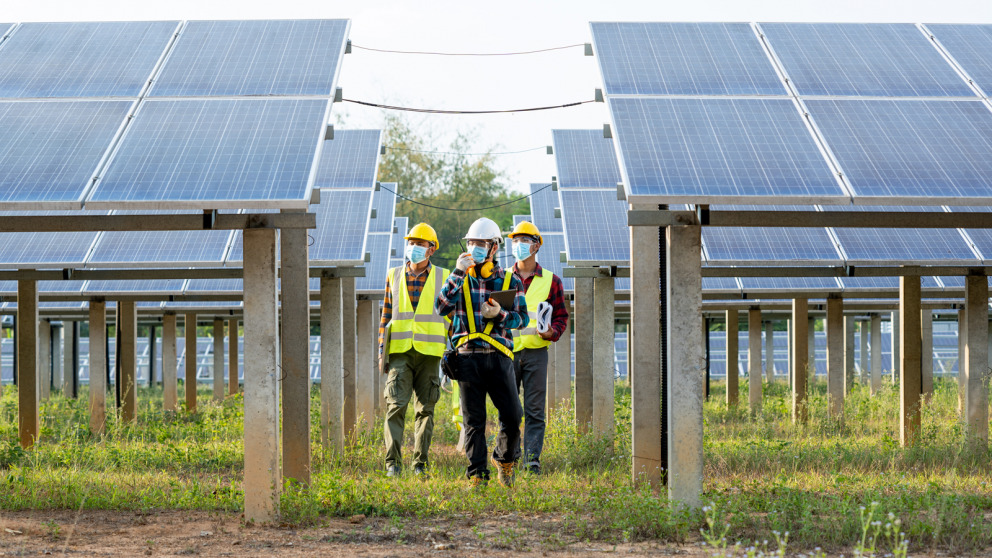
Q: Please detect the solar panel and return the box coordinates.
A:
[840,276,942,290]
[513,215,529,227]
[610,97,845,203]
[832,223,976,265]
[702,227,842,264]
[391,217,408,259]
[185,279,242,294]
[0,21,178,98]
[84,280,187,295]
[0,212,104,268]
[559,189,629,264]
[356,233,391,293]
[0,281,85,295]
[739,277,842,291]
[149,20,349,97]
[0,100,132,209]
[552,129,622,189]
[702,277,741,292]
[927,24,992,97]
[808,99,992,202]
[369,184,397,233]
[529,183,562,233]
[87,211,235,266]
[309,189,372,265]
[590,22,786,96]
[314,130,381,189]
[761,23,973,97]
[90,98,328,209]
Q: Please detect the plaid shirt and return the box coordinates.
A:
[378,262,434,357]
[435,263,528,352]
[513,262,570,342]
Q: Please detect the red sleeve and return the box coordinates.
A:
[547,274,570,342]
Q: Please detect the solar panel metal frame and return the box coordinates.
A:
[307,188,373,267]
[925,24,992,99]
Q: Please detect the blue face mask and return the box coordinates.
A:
[470,244,488,264]
[406,244,428,264]
[513,241,533,262]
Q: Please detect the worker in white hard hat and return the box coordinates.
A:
[378,223,451,478]
[436,217,528,488]
[508,221,569,475]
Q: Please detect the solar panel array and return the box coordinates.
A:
[551,129,622,189]
[314,130,382,189]
[591,22,992,205]
[0,19,349,210]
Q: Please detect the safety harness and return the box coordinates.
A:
[454,271,515,359]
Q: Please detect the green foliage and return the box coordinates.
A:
[377,114,530,270]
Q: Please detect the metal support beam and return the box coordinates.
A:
[964,275,989,447]
[185,313,197,412]
[162,313,178,412]
[281,223,311,485]
[748,307,761,414]
[17,279,39,448]
[628,209,992,229]
[899,277,922,446]
[89,301,107,434]
[792,299,809,424]
[119,301,137,423]
[725,309,738,409]
[320,276,344,453]
[574,278,594,434]
[213,318,225,402]
[826,297,844,418]
[592,277,615,442]
[630,223,660,487]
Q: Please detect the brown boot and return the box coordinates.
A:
[491,457,514,488]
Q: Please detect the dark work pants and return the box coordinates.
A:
[457,351,522,479]
[513,347,548,466]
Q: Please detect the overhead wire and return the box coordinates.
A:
[377,182,550,212]
[349,43,586,56]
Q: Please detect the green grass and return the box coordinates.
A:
[0,377,990,553]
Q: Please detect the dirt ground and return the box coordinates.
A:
[0,510,709,557]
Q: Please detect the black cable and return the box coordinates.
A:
[351,43,586,56]
[384,145,547,157]
[343,98,595,115]
[377,182,548,212]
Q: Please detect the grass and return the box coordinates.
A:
[0,376,990,554]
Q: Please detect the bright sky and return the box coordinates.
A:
[8,0,992,193]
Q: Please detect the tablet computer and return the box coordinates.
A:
[487,289,517,310]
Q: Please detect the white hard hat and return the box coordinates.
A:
[463,217,503,245]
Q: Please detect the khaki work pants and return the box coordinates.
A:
[383,349,441,469]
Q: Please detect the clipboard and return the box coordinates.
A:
[487,289,516,310]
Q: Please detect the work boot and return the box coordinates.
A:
[413,464,429,479]
[468,475,488,490]
[523,461,541,476]
[386,465,401,478]
[491,457,514,488]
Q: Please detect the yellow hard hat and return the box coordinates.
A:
[404,222,439,248]
[507,220,543,245]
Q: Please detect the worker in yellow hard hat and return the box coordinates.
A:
[508,221,569,475]
[378,222,451,478]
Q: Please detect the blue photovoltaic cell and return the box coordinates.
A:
[840,277,942,290]
[761,23,973,97]
[808,100,992,201]
[314,130,381,189]
[740,277,841,291]
[529,183,562,233]
[590,22,786,96]
[84,280,187,294]
[369,184,397,233]
[830,206,975,263]
[309,189,372,264]
[392,217,408,259]
[0,211,104,267]
[946,207,992,261]
[702,277,741,292]
[0,281,85,295]
[928,25,992,96]
[559,189,629,263]
[150,19,348,97]
[936,276,992,289]
[185,279,242,294]
[552,130,622,189]
[356,233,391,292]
[0,21,177,98]
[703,227,842,263]
[0,100,132,207]
[513,215,529,227]
[610,97,844,201]
[92,99,327,207]
[88,211,234,266]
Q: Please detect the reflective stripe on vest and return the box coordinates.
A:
[387,264,450,357]
[513,270,553,352]
[455,271,515,360]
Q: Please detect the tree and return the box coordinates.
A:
[377,114,530,270]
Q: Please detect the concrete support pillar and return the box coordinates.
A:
[88,301,107,434]
[119,301,137,423]
[826,296,844,417]
[665,224,703,508]
[213,319,225,402]
[845,315,856,392]
[52,324,63,391]
[228,318,238,395]
[39,320,50,401]
[17,279,39,448]
[592,277,615,442]
[148,325,157,386]
[921,311,933,402]
[807,317,816,383]
[725,309,738,408]
[63,321,77,398]
[242,228,280,523]
[280,222,311,484]
[372,303,384,413]
[899,277,922,446]
[355,299,376,429]
[963,275,989,446]
[747,307,762,413]
[792,299,809,424]
[786,318,793,388]
[341,277,357,438]
[859,319,869,386]
[184,313,197,412]
[573,277,594,434]
[958,309,966,413]
[764,321,774,382]
[162,313,178,412]
[629,223,661,487]
[891,311,901,383]
[320,276,344,453]
[555,314,572,408]
[871,314,882,395]
[546,325,557,412]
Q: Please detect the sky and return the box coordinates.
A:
[7,0,992,193]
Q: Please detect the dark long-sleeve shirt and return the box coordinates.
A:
[435,264,528,352]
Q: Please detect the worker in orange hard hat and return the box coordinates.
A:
[378,222,450,478]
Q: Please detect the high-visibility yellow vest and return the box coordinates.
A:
[513,270,553,352]
[454,271,515,360]
[387,264,450,357]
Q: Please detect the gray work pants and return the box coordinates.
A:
[513,347,548,466]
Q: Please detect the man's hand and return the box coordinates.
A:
[456,252,474,272]
[481,298,500,319]
[538,329,554,341]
